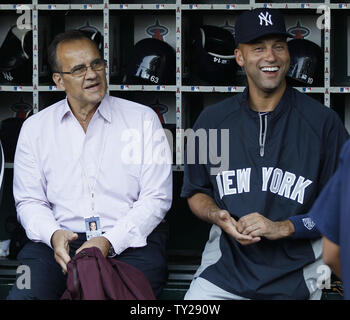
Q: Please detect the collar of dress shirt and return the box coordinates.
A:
[59,94,112,124]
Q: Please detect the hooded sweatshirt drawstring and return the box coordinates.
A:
[259,112,268,157]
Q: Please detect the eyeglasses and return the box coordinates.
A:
[55,58,107,78]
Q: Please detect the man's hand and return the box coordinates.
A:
[51,229,78,273]
[187,193,261,246]
[237,212,295,240]
[75,236,111,258]
[211,209,261,246]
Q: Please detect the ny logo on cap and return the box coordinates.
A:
[258,12,273,26]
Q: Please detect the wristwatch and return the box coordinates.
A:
[108,244,116,258]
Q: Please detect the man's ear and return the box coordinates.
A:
[52,73,65,90]
[234,48,244,67]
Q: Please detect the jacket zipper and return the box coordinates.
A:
[258,112,268,157]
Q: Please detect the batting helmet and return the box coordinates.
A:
[190,25,237,84]
[0,26,32,84]
[78,23,103,52]
[287,38,323,86]
[0,98,32,162]
[125,38,176,85]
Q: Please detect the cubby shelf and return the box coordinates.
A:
[0,0,349,170]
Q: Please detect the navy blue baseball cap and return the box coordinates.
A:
[235,8,292,45]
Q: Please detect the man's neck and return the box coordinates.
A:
[75,105,97,121]
[68,101,100,132]
[248,82,286,113]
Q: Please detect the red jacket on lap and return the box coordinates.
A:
[61,246,155,300]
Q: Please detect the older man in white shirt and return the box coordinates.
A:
[7,30,172,300]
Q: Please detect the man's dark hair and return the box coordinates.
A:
[47,30,98,73]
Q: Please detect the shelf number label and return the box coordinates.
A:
[213,57,229,65]
[150,75,159,84]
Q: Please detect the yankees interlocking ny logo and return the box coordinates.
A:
[2,72,13,82]
[258,12,273,26]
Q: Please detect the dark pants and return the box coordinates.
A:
[7,231,168,300]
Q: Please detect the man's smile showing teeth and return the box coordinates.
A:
[261,66,280,72]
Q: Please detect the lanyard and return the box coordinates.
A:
[80,119,110,215]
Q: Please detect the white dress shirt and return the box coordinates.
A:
[13,94,172,254]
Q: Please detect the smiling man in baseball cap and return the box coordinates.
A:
[181,8,349,300]
[234,8,293,107]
